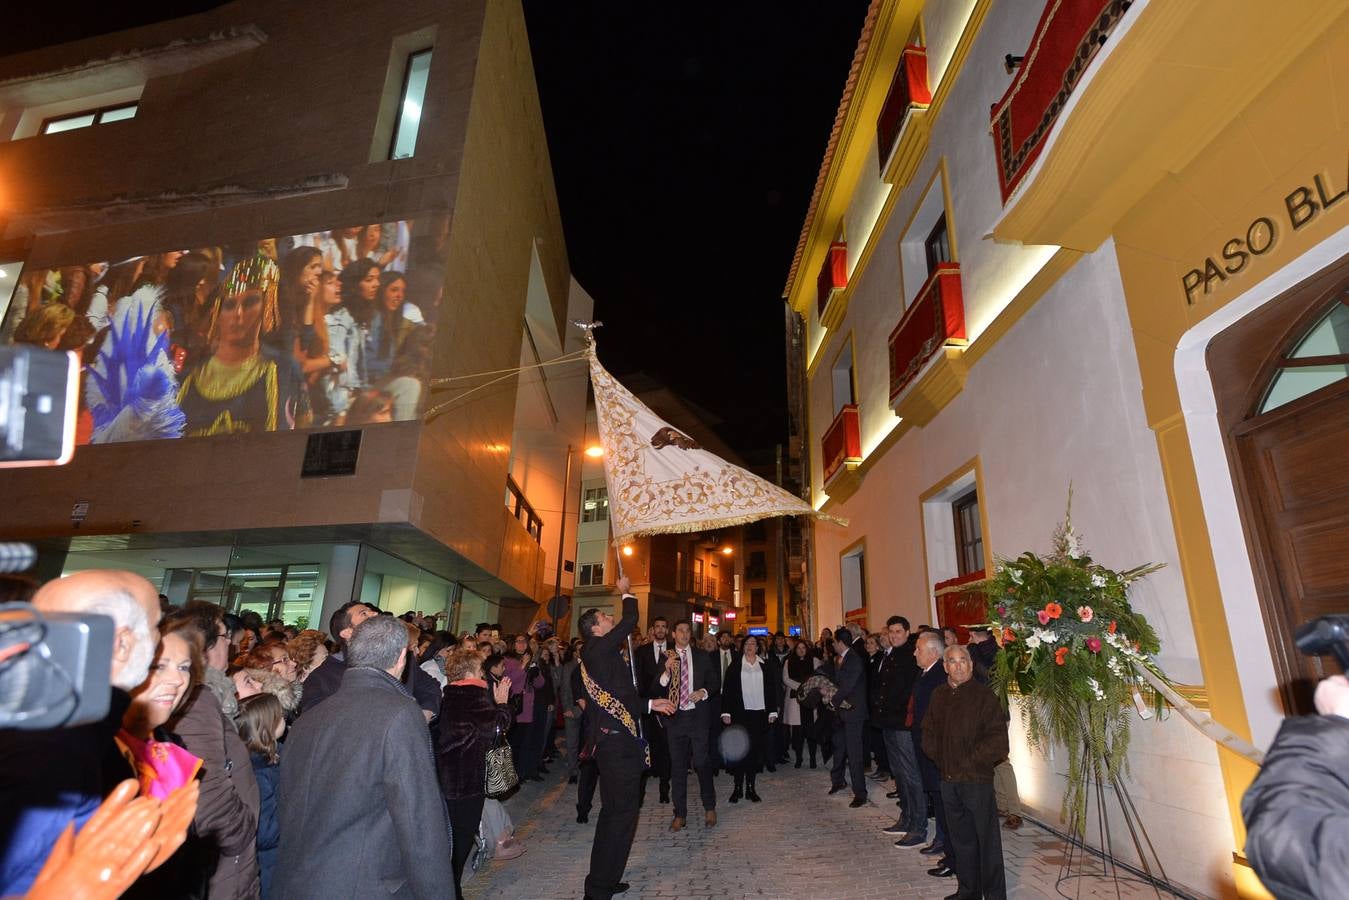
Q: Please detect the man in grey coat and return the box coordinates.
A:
[275,615,452,899]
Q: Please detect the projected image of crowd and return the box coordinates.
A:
[0,217,448,442]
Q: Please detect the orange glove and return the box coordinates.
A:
[28,780,161,900]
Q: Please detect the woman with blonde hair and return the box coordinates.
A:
[287,629,330,681]
[437,648,513,899]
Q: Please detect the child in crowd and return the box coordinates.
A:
[236,693,286,898]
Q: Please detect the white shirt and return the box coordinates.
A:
[740,657,766,711]
[651,641,667,663]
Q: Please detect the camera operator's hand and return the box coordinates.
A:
[1315,674,1349,719]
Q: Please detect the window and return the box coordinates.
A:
[1258,298,1349,413]
[840,542,867,627]
[505,476,543,544]
[693,558,704,594]
[389,48,432,160]
[581,487,609,523]
[41,103,138,135]
[750,588,766,620]
[578,563,605,587]
[744,521,766,542]
[747,551,767,581]
[924,213,951,275]
[952,488,984,576]
[831,340,856,415]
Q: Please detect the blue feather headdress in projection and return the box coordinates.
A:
[86,285,186,443]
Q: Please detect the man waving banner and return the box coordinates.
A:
[583,326,842,542]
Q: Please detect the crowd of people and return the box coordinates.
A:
[0,217,448,442]
[0,570,543,900]
[0,566,1022,900]
[582,611,1023,900]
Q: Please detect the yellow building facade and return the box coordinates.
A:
[786,1,1349,895]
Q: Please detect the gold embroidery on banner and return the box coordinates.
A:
[589,348,835,541]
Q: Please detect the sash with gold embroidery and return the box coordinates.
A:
[580,660,650,767]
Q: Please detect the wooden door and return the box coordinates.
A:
[1210,258,1349,715]
[1234,379,1349,712]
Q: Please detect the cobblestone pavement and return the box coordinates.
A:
[464,760,1176,900]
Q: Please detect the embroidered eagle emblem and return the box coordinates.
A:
[650,426,700,451]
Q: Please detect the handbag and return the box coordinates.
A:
[484,723,519,798]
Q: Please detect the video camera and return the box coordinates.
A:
[1295,615,1349,673]
[0,542,114,731]
[0,344,80,468]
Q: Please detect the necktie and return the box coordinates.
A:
[679,650,691,709]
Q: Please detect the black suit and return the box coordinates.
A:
[830,646,869,801]
[653,643,720,818]
[581,594,647,900]
[571,664,599,819]
[635,639,673,801]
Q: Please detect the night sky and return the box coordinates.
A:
[3,2,870,460]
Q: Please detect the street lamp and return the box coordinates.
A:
[721,546,733,555]
[584,444,604,458]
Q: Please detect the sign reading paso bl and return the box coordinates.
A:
[1182,168,1347,305]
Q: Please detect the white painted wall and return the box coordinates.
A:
[802,4,1236,891]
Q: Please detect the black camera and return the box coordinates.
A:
[0,344,80,468]
[0,603,113,730]
[1294,615,1349,673]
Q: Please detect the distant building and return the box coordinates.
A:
[0,0,589,634]
[783,0,1348,895]
[570,376,796,639]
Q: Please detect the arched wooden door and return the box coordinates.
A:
[1210,260,1349,715]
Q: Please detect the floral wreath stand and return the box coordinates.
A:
[1052,718,1177,899]
[983,499,1188,899]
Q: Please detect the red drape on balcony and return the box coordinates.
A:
[816,241,848,317]
[989,0,1130,201]
[877,45,932,169]
[934,570,989,643]
[888,263,965,402]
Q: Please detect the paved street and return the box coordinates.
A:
[464,761,1175,900]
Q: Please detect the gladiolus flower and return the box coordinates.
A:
[1037,610,1051,626]
[1045,602,1063,620]
[1002,628,1016,644]
[1108,620,1117,634]
[1055,646,1070,666]
[1086,637,1102,653]
[1077,606,1093,623]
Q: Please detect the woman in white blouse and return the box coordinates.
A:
[719,634,782,803]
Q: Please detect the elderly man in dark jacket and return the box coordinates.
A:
[911,632,950,870]
[275,615,452,900]
[923,643,1009,900]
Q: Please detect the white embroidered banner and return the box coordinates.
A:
[588,342,841,543]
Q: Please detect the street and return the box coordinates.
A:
[464,762,1171,900]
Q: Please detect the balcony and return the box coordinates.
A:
[821,403,862,486]
[815,241,848,327]
[876,45,932,185]
[888,263,966,407]
[989,0,1339,250]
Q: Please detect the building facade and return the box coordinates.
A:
[785,0,1349,895]
[0,0,589,635]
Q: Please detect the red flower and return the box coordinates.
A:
[1055,647,1070,666]
[1045,602,1063,620]
[1108,620,1117,634]
[1037,610,1051,626]
[1002,628,1017,644]
[1086,637,1103,654]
